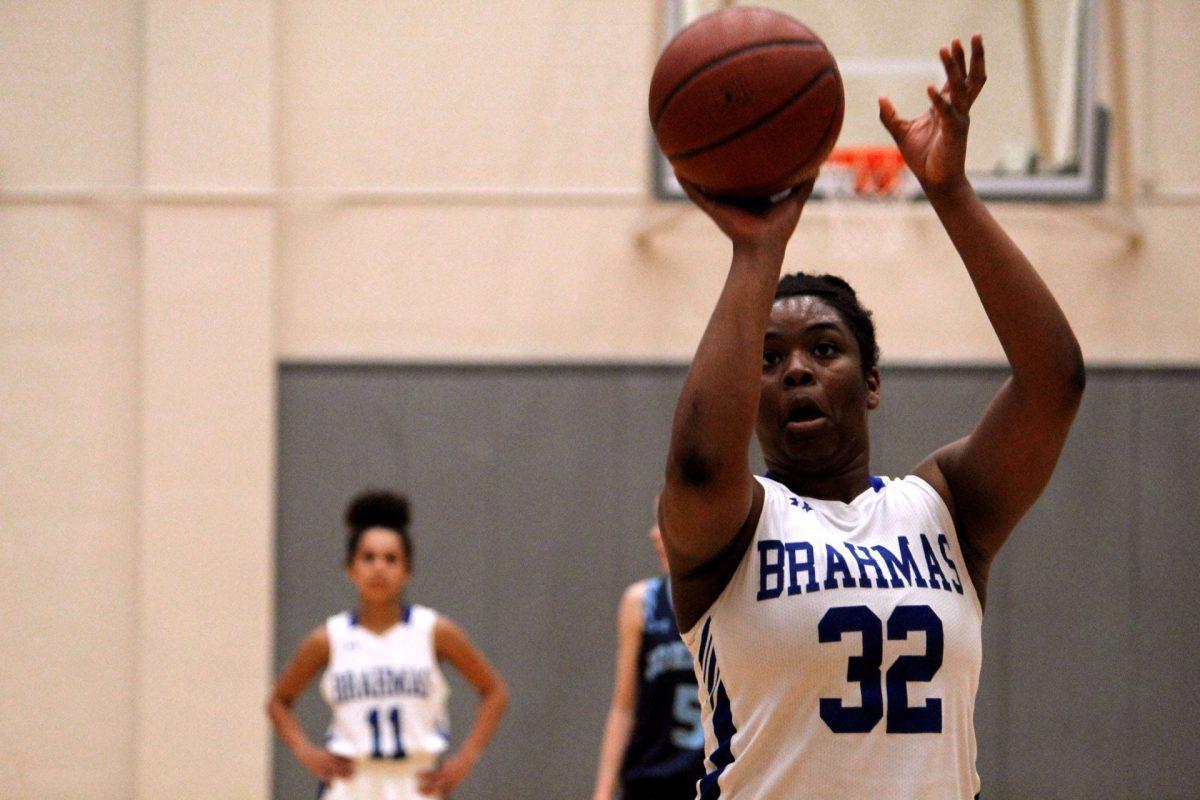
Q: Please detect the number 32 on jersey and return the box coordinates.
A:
[819,604,943,734]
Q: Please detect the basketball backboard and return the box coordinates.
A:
[654,0,1108,202]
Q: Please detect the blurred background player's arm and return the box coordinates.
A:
[592,581,645,800]
[419,615,510,797]
[265,627,353,783]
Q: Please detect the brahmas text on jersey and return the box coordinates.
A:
[681,475,984,800]
[320,605,450,762]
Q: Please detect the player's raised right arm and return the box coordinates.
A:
[661,178,813,577]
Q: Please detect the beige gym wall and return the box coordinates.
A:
[1,2,1196,798]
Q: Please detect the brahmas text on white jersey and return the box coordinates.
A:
[320,605,450,762]
[681,475,984,800]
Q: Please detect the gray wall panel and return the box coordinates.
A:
[999,376,1138,799]
[1134,373,1200,799]
[274,365,1200,800]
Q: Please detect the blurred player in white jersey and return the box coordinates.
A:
[661,37,1084,798]
[268,490,508,800]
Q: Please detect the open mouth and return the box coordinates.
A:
[785,398,827,429]
[788,406,822,423]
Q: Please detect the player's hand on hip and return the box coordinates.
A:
[299,745,353,782]
[878,35,986,196]
[418,750,475,797]
[677,173,815,260]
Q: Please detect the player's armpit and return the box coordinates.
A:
[915,372,1082,600]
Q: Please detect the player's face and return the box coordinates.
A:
[756,295,879,474]
[346,527,410,604]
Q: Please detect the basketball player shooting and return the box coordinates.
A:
[660,36,1084,799]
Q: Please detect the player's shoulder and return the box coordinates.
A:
[294,622,331,663]
[623,577,664,616]
[617,579,654,633]
[420,606,467,643]
[324,610,355,635]
[307,622,332,644]
[623,578,654,604]
[878,472,954,516]
[405,603,440,631]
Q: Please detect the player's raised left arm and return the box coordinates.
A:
[420,616,509,796]
[884,37,1085,589]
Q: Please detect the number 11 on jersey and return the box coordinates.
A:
[367,706,407,759]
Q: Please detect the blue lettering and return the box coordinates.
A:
[645,641,694,681]
[872,537,929,588]
[757,540,785,600]
[823,543,858,589]
[333,667,431,703]
[844,542,886,588]
[786,541,820,595]
[937,534,964,594]
[919,533,951,591]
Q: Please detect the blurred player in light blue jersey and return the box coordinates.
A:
[268,490,508,800]
[592,499,705,800]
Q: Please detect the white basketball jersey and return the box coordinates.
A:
[320,605,450,762]
[681,475,983,799]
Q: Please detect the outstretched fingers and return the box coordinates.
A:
[940,44,970,115]
[952,38,969,78]
[877,95,907,143]
[925,83,958,125]
[967,34,987,103]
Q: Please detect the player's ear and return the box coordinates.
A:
[866,367,881,410]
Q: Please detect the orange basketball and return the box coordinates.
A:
[649,6,844,199]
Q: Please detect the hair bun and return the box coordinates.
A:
[344,489,411,532]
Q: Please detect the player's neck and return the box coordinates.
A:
[764,460,874,504]
[356,600,403,633]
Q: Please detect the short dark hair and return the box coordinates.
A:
[344,489,413,568]
[774,272,879,374]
